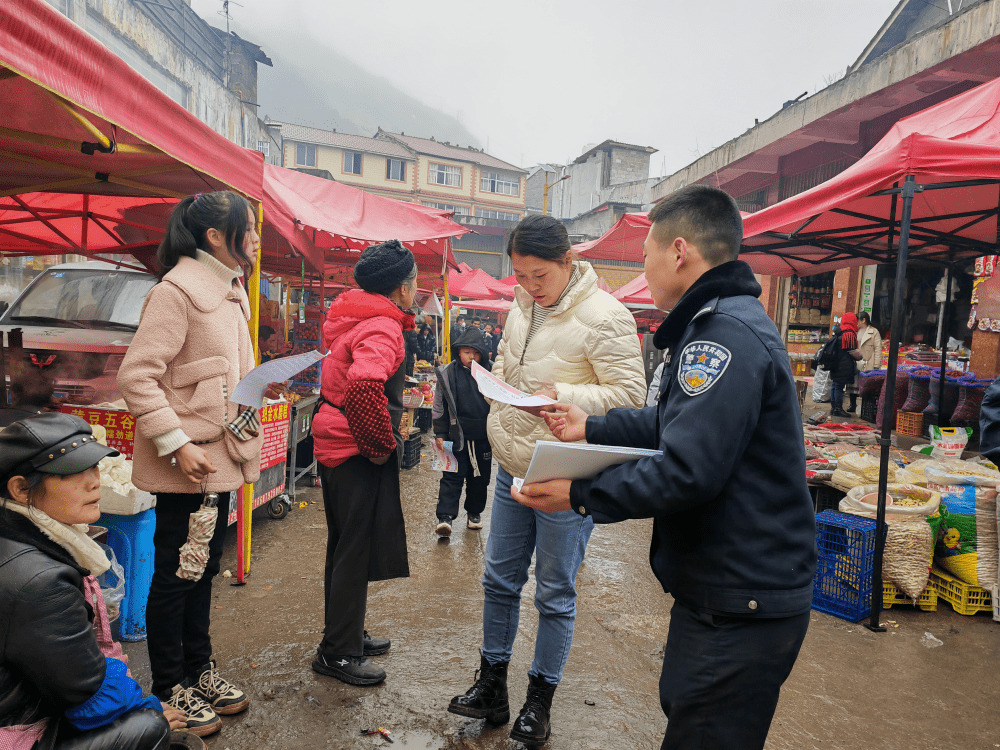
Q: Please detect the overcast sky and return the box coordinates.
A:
[192,0,901,175]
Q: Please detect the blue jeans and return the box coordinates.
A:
[830,381,844,410]
[481,466,594,684]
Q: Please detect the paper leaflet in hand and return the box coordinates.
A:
[230,350,328,406]
[513,441,661,489]
[471,361,555,407]
[432,440,459,472]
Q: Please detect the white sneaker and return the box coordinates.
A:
[167,684,221,737]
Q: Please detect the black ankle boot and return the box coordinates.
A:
[509,673,556,746]
[448,654,510,724]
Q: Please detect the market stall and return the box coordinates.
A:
[742,76,1000,630]
[802,422,998,622]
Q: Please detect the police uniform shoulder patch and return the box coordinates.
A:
[677,340,733,396]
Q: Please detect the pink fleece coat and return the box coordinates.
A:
[117,256,261,494]
[312,289,410,468]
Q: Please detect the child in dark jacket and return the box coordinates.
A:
[432,327,493,536]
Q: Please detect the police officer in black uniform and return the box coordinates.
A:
[514,185,817,750]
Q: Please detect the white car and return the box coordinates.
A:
[0,261,157,406]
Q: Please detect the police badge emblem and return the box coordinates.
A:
[677,340,732,396]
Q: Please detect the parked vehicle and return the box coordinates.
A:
[0,261,156,406]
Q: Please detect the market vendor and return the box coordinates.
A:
[259,324,292,362]
[516,185,817,750]
[0,413,184,749]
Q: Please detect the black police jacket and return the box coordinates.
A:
[570,261,817,618]
[979,377,1000,464]
[0,512,106,729]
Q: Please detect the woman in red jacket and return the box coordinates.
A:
[310,240,416,687]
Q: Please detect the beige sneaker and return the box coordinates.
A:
[189,661,250,715]
[167,684,221,737]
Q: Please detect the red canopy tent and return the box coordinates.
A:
[739,76,1000,632]
[741,77,1000,275]
[612,272,655,308]
[446,265,514,299]
[454,298,514,313]
[574,212,650,263]
[0,1,267,270]
[261,164,465,278]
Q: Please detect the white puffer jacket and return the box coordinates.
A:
[488,261,647,478]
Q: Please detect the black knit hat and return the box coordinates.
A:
[353,239,416,294]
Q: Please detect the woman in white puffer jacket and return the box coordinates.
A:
[447,215,646,746]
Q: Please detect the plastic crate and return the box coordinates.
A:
[812,511,879,622]
[895,411,923,437]
[860,395,878,424]
[401,435,422,470]
[811,484,845,514]
[883,581,937,611]
[929,567,993,616]
[415,408,433,432]
[98,508,156,641]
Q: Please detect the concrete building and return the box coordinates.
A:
[527,140,658,241]
[646,0,1000,377]
[267,121,419,201]
[43,0,281,164]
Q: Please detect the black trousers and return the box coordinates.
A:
[53,709,169,750]
[658,601,809,750]
[320,454,404,658]
[435,439,492,519]
[147,491,229,699]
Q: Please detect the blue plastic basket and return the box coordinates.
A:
[98,508,156,641]
[812,511,879,622]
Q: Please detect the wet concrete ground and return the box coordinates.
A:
[125,435,1000,749]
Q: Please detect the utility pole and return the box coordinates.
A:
[542,173,569,216]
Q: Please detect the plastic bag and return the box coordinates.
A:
[831,453,924,489]
[928,425,972,459]
[97,543,125,619]
[811,367,831,403]
[841,484,941,517]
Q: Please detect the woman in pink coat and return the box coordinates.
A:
[117,192,267,737]
[310,240,417,687]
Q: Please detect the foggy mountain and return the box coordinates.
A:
[252,27,482,148]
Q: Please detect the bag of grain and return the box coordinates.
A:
[840,484,941,599]
[926,467,999,587]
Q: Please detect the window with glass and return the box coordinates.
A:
[386,159,406,181]
[296,143,317,168]
[475,209,520,222]
[6,269,157,329]
[480,171,520,196]
[422,201,470,215]
[343,151,363,175]
[429,163,462,187]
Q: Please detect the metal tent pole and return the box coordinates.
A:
[936,261,954,426]
[867,175,920,632]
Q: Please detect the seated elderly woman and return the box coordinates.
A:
[0,413,183,750]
